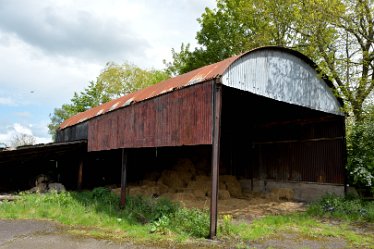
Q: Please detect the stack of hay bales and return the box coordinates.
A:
[219,175,242,198]
[112,158,243,201]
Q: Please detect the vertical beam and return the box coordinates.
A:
[77,159,83,190]
[210,82,222,239]
[342,117,348,196]
[120,149,128,208]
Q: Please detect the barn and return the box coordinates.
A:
[54,46,346,237]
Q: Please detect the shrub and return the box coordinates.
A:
[124,195,179,224]
[170,208,210,238]
[346,107,374,195]
[307,194,374,222]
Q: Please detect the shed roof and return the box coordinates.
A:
[60,46,342,130]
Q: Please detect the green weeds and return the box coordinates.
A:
[0,190,372,247]
[307,194,374,222]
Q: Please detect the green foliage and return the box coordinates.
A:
[166,0,374,122]
[0,190,373,246]
[124,195,179,224]
[307,194,374,222]
[347,105,374,193]
[48,63,169,139]
[170,208,210,238]
[219,214,234,236]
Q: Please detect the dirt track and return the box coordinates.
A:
[0,220,155,249]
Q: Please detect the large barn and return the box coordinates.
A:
[0,46,346,238]
[56,46,346,237]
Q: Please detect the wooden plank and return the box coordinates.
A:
[120,149,128,208]
[209,83,222,239]
[77,159,83,190]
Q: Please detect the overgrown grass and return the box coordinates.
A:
[307,194,374,222]
[0,189,373,248]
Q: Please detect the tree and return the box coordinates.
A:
[166,0,374,121]
[347,105,374,194]
[49,63,170,139]
[10,133,36,148]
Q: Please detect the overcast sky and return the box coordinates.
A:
[0,0,215,146]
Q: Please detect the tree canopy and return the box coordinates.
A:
[166,0,374,121]
[48,62,169,139]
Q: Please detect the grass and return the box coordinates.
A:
[0,189,373,248]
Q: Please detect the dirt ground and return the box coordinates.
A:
[178,196,307,220]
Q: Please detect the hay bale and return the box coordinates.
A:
[128,186,144,196]
[159,170,184,189]
[219,180,227,190]
[48,183,66,193]
[173,159,196,186]
[111,188,121,196]
[192,189,207,200]
[157,182,169,194]
[220,175,242,197]
[29,183,48,194]
[173,158,196,175]
[195,175,210,182]
[219,190,231,200]
[171,192,196,201]
[226,181,242,197]
[270,188,294,201]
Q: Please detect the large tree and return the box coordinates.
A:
[167,0,374,121]
[48,62,169,139]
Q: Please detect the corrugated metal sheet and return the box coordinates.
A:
[56,121,88,142]
[257,139,345,184]
[87,82,213,151]
[60,46,344,131]
[221,49,343,115]
[59,56,238,129]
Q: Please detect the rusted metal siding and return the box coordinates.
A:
[221,49,343,116]
[88,82,213,151]
[60,55,237,130]
[257,139,345,184]
[56,121,88,142]
[253,117,346,184]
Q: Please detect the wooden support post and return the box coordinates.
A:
[120,149,128,209]
[77,159,83,190]
[210,83,222,239]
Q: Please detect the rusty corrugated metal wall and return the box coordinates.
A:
[221,87,345,184]
[88,82,213,151]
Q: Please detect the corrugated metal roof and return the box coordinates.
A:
[60,46,343,130]
[59,54,240,129]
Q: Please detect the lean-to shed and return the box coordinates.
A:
[57,46,346,238]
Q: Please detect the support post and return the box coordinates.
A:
[210,82,222,239]
[77,159,83,190]
[120,149,128,209]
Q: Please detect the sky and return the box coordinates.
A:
[0,0,215,146]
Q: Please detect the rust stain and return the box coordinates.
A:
[60,55,239,129]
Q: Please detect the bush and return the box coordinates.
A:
[170,208,210,238]
[347,108,374,195]
[307,194,374,222]
[124,195,179,224]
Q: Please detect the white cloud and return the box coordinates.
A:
[0,0,216,144]
[13,123,32,135]
[0,123,51,146]
[0,96,15,106]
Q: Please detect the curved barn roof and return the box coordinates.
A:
[60,46,343,130]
